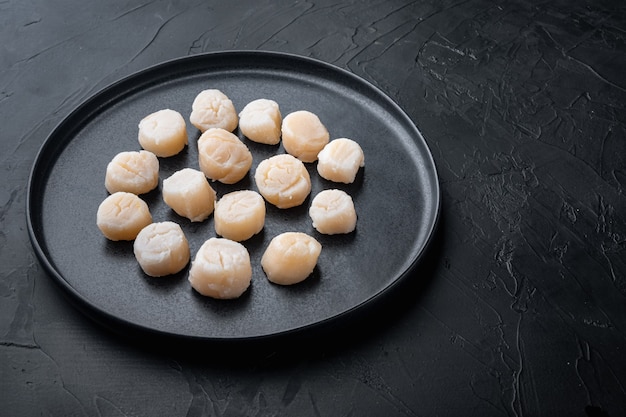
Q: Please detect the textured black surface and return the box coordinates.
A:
[2,1,626,416]
[27,51,440,340]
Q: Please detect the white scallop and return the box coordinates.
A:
[105,150,159,195]
[189,89,238,133]
[162,168,216,222]
[316,138,365,184]
[138,109,188,157]
[238,99,282,145]
[281,110,329,162]
[188,238,252,299]
[309,189,357,235]
[254,154,311,209]
[214,190,266,242]
[261,232,322,285]
[96,192,152,241]
[133,222,190,277]
[197,128,253,184]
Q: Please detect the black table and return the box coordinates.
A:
[3,1,625,416]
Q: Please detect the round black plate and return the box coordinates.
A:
[27,51,440,342]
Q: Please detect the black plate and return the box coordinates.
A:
[27,51,440,342]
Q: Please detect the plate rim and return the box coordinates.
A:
[26,50,442,342]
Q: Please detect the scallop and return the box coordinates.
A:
[214,190,266,242]
[189,89,238,133]
[188,238,252,299]
[254,154,311,208]
[198,128,253,184]
[316,138,365,184]
[138,109,188,157]
[162,168,216,222]
[133,222,190,277]
[261,232,322,285]
[281,110,329,162]
[309,189,357,235]
[96,192,152,241]
[238,99,282,145]
[104,150,159,195]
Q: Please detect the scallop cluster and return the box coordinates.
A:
[96,90,365,300]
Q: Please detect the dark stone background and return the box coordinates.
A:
[2,1,625,416]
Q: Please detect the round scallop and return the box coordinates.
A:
[261,232,322,285]
[104,150,159,195]
[238,99,282,145]
[133,222,190,277]
[96,192,152,241]
[281,110,330,162]
[138,109,188,157]
[316,138,365,184]
[188,238,252,299]
[189,89,238,133]
[162,168,216,222]
[214,190,266,242]
[254,154,311,208]
[198,128,253,184]
[309,189,357,235]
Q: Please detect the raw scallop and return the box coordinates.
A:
[188,238,252,299]
[197,128,253,184]
[96,192,152,241]
[261,232,322,285]
[133,221,190,277]
[138,109,188,157]
[189,89,238,133]
[238,99,282,145]
[162,168,216,222]
[309,189,357,234]
[281,110,329,162]
[104,150,159,195]
[316,138,364,184]
[254,154,311,208]
[214,190,266,242]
